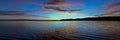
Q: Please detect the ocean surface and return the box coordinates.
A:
[0,21,120,40]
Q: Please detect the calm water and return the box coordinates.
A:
[0,21,120,40]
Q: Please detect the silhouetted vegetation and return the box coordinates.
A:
[60,16,120,21]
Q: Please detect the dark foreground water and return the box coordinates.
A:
[0,21,120,40]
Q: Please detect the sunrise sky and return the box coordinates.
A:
[0,0,120,20]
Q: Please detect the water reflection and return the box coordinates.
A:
[0,21,120,40]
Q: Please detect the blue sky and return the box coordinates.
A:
[0,0,120,19]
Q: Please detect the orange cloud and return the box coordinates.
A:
[33,2,81,6]
[97,9,120,16]
[39,0,76,6]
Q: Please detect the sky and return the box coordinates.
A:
[0,0,120,19]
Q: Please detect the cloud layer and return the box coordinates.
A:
[0,11,26,15]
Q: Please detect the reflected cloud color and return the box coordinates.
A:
[0,21,120,40]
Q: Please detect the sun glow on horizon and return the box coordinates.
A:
[47,12,88,19]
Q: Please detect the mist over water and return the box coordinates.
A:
[0,21,120,40]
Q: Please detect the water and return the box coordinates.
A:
[0,21,120,40]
